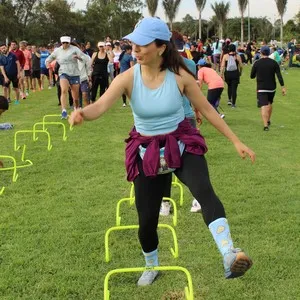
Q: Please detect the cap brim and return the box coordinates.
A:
[123,32,154,46]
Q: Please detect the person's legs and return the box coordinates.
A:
[175,153,252,278]
[227,80,232,104]
[91,76,100,102]
[99,76,108,96]
[261,105,271,127]
[59,78,69,114]
[258,92,275,130]
[207,88,224,116]
[70,84,80,109]
[56,80,61,105]
[134,157,170,285]
[231,80,239,107]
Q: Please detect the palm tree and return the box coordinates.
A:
[162,0,181,30]
[238,0,248,45]
[211,1,230,39]
[195,0,206,39]
[146,0,159,17]
[274,0,288,46]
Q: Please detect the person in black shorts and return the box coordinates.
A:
[250,46,286,131]
[0,43,21,104]
[31,45,42,91]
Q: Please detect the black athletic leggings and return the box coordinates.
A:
[225,77,239,105]
[134,153,226,253]
[91,75,108,101]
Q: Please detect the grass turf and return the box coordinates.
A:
[0,66,300,300]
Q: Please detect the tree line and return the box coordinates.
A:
[0,0,299,46]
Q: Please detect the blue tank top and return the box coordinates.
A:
[183,58,196,118]
[130,64,185,136]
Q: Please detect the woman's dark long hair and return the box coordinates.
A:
[119,45,132,62]
[155,39,195,77]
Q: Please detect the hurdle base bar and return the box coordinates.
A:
[104,266,194,300]
[105,224,179,262]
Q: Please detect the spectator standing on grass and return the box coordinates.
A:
[78,43,92,107]
[69,17,255,286]
[287,38,295,68]
[90,41,114,102]
[119,45,134,107]
[31,45,42,92]
[0,43,21,104]
[250,46,286,131]
[9,40,25,99]
[221,44,243,108]
[40,45,50,89]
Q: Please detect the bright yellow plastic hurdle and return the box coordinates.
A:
[105,224,179,263]
[42,114,73,132]
[14,130,52,151]
[33,121,68,142]
[103,266,194,300]
[0,149,33,195]
[116,196,178,227]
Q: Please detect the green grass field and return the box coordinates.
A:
[1,66,300,300]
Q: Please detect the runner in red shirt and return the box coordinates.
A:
[10,40,26,99]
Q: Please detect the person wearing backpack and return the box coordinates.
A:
[221,44,243,108]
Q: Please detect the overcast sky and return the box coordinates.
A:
[73,0,299,23]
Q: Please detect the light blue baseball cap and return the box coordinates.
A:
[197,59,207,66]
[123,17,172,46]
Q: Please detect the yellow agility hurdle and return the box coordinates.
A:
[42,114,73,132]
[33,121,68,141]
[115,197,135,226]
[116,196,178,227]
[0,155,19,195]
[103,266,194,300]
[14,130,52,151]
[172,176,184,206]
[0,148,34,195]
[105,224,179,263]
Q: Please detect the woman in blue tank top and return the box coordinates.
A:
[69,17,255,286]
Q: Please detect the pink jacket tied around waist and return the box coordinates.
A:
[125,118,208,181]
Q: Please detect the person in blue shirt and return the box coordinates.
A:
[119,45,134,106]
[69,17,255,286]
[287,38,295,68]
[0,43,21,104]
[39,45,50,89]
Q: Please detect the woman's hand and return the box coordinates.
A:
[69,110,84,126]
[234,141,256,163]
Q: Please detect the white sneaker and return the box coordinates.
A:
[48,86,52,90]
[219,114,225,119]
[25,91,29,97]
[160,201,171,216]
[122,103,126,107]
[190,198,201,213]
[137,270,159,286]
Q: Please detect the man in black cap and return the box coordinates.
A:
[250,45,286,131]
